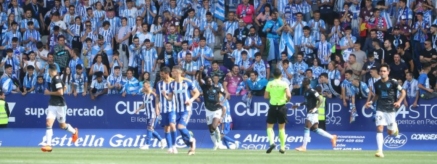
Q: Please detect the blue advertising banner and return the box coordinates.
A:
[1,129,436,151]
[5,94,437,132]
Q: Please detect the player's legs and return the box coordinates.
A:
[56,106,78,143]
[152,118,165,149]
[221,122,237,149]
[385,111,399,136]
[43,106,57,152]
[296,118,313,152]
[266,105,280,154]
[310,123,337,148]
[168,112,178,153]
[375,111,386,157]
[177,110,196,155]
[206,109,222,150]
[161,113,175,152]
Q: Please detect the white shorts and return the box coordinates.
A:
[47,105,67,123]
[306,113,319,125]
[375,111,396,130]
[205,109,222,125]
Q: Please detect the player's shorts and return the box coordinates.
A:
[176,110,192,127]
[306,113,319,125]
[221,122,231,135]
[47,105,67,123]
[160,111,176,127]
[375,111,397,130]
[146,118,156,129]
[206,109,222,125]
[266,105,287,124]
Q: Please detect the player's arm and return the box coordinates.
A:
[154,93,160,116]
[190,88,200,102]
[313,92,323,113]
[286,85,291,101]
[135,104,145,114]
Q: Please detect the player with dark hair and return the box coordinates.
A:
[365,63,405,158]
[293,78,337,152]
[264,68,291,154]
[165,66,200,155]
[41,64,79,152]
[197,67,227,150]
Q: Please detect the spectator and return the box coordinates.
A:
[164,25,183,52]
[279,59,294,88]
[316,33,331,67]
[344,54,362,79]
[329,18,342,52]
[23,21,41,51]
[431,25,437,50]
[177,41,192,64]
[325,61,342,97]
[383,39,396,65]
[412,12,429,60]
[222,12,238,38]
[244,27,262,60]
[71,64,88,97]
[390,54,408,81]
[231,41,248,65]
[66,17,82,50]
[42,54,60,86]
[193,37,214,70]
[278,22,294,59]
[110,51,125,75]
[341,70,354,107]
[122,69,140,96]
[151,16,164,55]
[310,58,325,78]
[367,9,387,42]
[158,43,177,69]
[397,45,414,73]
[107,66,123,95]
[363,29,378,54]
[305,69,318,89]
[129,37,142,76]
[418,62,437,99]
[120,0,137,28]
[135,23,153,46]
[35,42,49,73]
[250,52,270,80]
[403,72,419,107]
[221,33,236,70]
[141,39,158,75]
[0,64,20,94]
[223,65,242,96]
[276,52,289,70]
[361,53,381,82]
[366,67,381,103]
[34,76,46,94]
[237,51,251,75]
[23,51,40,73]
[371,38,384,63]
[89,54,109,79]
[181,53,198,81]
[22,65,37,95]
[208,61,228,82]
[309,10,326,42]
[352,42,366,65]
[420,40,437,64]
[68,48,83,75]
[388,26,408,49]
[236,0,254,26]
[61,67,72,94]
[351,77,369,100]
[339,27,355,62]
[298,26,315,63]
[1,49,20,79]
[90,71,108,100]
[200,12,218,49]
[246,71,267,98]
[292,53,308,95]
[234,20,249,43]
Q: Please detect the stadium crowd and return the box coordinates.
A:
[0,0,437,104]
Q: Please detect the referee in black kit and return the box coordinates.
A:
[264,68,292,154]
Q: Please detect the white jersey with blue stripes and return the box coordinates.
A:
[156,79,174,113]
[142,92,157,119]
[170,79,195,113]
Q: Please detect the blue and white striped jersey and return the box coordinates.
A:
[141,47,158,73]
[403,79,419,98]
[193,46,213,67]
[200,20,218,44]
[122,77,140,95]
[341,80,354,97]
[222,21,238,36]
[170,79,195,113]
[183,17,200,39]
[23,29,41,51]
[104,16,121,36]
[220,94,232,123]
[23,73,37,93]
[367,76,381,93]
[71,72,88,93]
[21,18,40,30]
[142,92,157,119]
[107,74,124,94]
[181,60,198,81]
[231,48,248,65]
[156,79,175,113]
[244,35,262,58]
[91,79,108,94]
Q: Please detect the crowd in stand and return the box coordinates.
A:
[1,0,437,104]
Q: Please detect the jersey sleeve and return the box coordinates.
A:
[53,76,64,90]
[186,80,194,92]
[265,82,271,92]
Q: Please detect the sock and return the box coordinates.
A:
[315,128,334,139]
[179,128,191,141]
[210,133,217,146]
[165,132,173,148]
[214,127,221,144]
[170,130,177,147]
[146,130,153,145]
[267,127,275,145]
[152,131,163,141]
[376,132,383,152]
[223,135,235,143]
[278,129,286,150]
[63,124,76,134]
[302,128,310,148]
[222,137,231,149]
[45,127,53,146]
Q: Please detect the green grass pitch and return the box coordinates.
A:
[0,148,435,164]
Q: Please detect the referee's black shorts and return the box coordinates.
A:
[266,104,288,124]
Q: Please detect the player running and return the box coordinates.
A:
[365,64,405,158]
[41,64,78,152]
[166,66,200,155]
[264,68,291,154]
[135,81,166,150]
[156,67,178,154]
[197,73,226,150]
[293,78,337,152]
